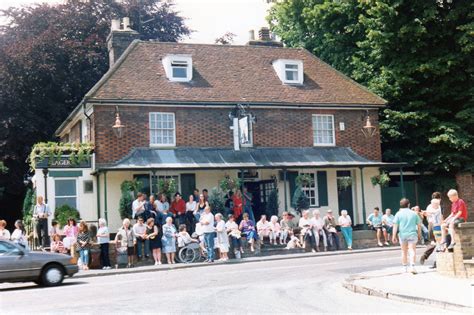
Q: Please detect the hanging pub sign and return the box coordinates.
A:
[239,116,250,145]
[35,156,91,169]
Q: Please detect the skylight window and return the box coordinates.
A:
[272,59,304,84]
[162,55,192,82]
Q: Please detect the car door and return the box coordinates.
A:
[0,241,32,282]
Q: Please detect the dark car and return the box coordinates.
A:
[0,240,78,286]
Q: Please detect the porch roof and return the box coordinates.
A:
[96,147,404,171]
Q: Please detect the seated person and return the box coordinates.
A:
[269,215,281,245]
[298,210,317,252]
[382,208,395,244]
[256,215,272,243]
[286,231,303,249]
[239,213,257,252]
[177,224,198,249]
[323,210,340,250]
[226,214,243,255]
[280,211,295,244]
[367,207,386,247]
[51,234,66,254]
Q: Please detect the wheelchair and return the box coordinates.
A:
[177,242,204,263]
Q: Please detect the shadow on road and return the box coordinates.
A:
[0,281,87,292]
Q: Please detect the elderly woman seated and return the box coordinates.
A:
[256,215,272,244]
[298,210,318,253]
[239,213,258,252]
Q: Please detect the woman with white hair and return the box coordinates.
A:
[311,209,328,251]
[215,213,229,261]
[115,218,136,268]
[162,217,177,264]
[269,215,281,245]
[97,218,111,269]
[299,210,317,252]
[338,210,353,250]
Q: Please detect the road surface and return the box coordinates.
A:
[1,249,446,314]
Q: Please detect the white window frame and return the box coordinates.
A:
[162,55,192,82]
[299,172,319,207]
[239,115,253,147]
[54,178,78,210]
[272,59,304,85]
[312,114,336,147]
[149,112,176,147]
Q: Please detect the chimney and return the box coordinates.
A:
[247,27,283,47]
[106,17,140,68]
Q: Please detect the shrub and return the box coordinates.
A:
[157,178,177,201]
[54,204,80,227]
[22,188,36,227]
[208,187,226,214]
[119,180,141,219]
[266,189,280,218]
[291,187,310,215]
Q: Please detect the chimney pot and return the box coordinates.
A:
[111,19,120,31]
[123,17,131,30]
[249,30,255,41]
[258,27,271,41]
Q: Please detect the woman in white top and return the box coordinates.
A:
[200,206,216,263]
[0,220,11,240]
[256,215,272,243]
[338,210,353,250]
[97,218,111,269]
[298,210,317,252]
[311,209,328,251]
[11,220,28,249]
[215,213,229,261]
[185,195,197,234]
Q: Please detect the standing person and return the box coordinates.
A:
[133,217,150,260]
[194,194,209,221]
[115,218,136,268]
[269,215,281,245]
[232,190,244,222]
[170,192,186,227]
[311,210,328,251]
[412,206,429,244]
[97,218,111,270]
[33,195,52,248]
[224,191,234,218]
[132,193,146,220]
[202,189,209,202]
[323,210,340,251]
[200,206,216,263]
[76,221,91,270]
[338,210,353,250]
[193,189,200,205]
[242,187,256,223]
[215,213,229,261]
[420,197,443,267]
[382,209,395,244]
[257,215,272,244]
[226,214,243,257]
[162,217,177,264]
[11,220,28,249]
[239,213,257,252]
[367,207,386,247]
[146,218,162,265]
[63,218,78,254]
[185,195,197,234]
[280,212,296,244]
[0,220,11,240]
[444,189,468,249]
[392,198,421,274]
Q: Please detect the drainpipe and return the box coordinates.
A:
[399,167,405,199]
[42,169,49,204]
[83,103,92,142]
[104,171,108,223]
[151,170,157,196]
[283,169,288,212]
[96,172,101,220]
[359,167,367,229]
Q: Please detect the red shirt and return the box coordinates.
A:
[451,198,468,221]
[232,195,243,218]
[170,199,186,215]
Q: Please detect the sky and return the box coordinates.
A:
[0,0,273,44]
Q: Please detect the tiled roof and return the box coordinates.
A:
[88,41,386,106]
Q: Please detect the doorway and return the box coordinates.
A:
[337,171,354,220]
[244,180,276,221]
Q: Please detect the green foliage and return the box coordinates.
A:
[295,173,314,187]
[157,178,177,201]
[266,189,280,218]
[54,204,81,228]
[370,172,391,188]
[219,176,241,192]
[119,180,141,219]
[22,188,36,227]
[208,187,226,214]
[0,162,8,174]
[269,0,474,176]
[28,142,94,170]
[291,187,310,214]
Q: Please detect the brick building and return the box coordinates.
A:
[34,21,400,230]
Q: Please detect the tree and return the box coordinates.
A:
[0,0,190,221]
[268,0,474,185]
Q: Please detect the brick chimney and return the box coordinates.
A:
[247,27,283,47]
[106,17,140,68]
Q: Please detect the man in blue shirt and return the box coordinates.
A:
[366,207,387,247]
[392,198,421,274]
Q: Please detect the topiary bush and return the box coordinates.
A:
[54,204,81,227]
[291,187,310,215]
[266,189,280,218]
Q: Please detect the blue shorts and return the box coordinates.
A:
[399,235,418,245]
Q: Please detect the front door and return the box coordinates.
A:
[245,180,276,221]
[337,171,354,220]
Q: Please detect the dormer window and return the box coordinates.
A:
[162,55,192,82]
[273,59,303,84]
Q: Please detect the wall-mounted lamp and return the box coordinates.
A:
[112,106,125,139]
[361,112,377,138]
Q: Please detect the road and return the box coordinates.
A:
[1,249,445,314]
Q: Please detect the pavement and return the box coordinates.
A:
[0,248,451,314]
[343,266,474,313]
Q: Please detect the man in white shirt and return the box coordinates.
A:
[299,210,317,252]
[199,206,215,263]
[132,217,149,260]
[132,193,146,219]
[33,195,52,248]
[382,208,395,244]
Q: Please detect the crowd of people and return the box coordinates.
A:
[0,188,468,273]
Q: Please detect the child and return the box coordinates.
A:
[11,220,28,250]
[51,234,66,254]
[177,224,198,248]
[269,215,281,245]
[49,221,61,244]
[286,231,302,249]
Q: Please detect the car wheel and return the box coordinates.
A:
[41,264,64,287]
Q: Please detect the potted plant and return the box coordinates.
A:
[370,172,391,188]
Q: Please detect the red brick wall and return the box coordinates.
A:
[93,105,382,164]
[456,172,473,221]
